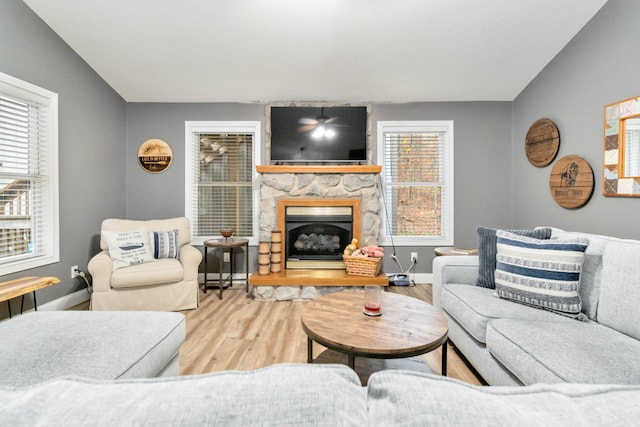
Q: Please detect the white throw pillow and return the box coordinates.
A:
[103,228,155,270]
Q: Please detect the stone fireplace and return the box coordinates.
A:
[252,167,384,300]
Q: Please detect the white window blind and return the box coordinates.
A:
[185,121,260,245]
[0,72,59,274]
[377,121,453,246]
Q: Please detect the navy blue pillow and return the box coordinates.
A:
[475,226,552,289]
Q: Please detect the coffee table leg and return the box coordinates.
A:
[442,338,448,376]
[348,354,355,369]
[307,337,313,363]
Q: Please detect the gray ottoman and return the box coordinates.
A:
[0,311,185,386]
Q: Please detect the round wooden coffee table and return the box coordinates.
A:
[300,289,449,375]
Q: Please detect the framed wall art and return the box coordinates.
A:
[603,96,640,197]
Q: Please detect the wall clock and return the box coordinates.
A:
[138,139,173,173]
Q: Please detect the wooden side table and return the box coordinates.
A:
[203,238,249,299]
[434,247,478,256]
[0,276,60,318]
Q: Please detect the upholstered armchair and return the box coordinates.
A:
[88,217,202,311]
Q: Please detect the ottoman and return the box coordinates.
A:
[0,311,185,386]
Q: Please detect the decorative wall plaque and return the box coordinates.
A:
[549,155,594,209]
[138,139,173,173]
[525,118,560,167]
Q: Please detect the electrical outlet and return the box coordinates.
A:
[223,252,230,263]
[411,252,418,263]
[71,265,80,279]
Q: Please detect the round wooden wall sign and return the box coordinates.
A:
[525,118,560,167]
[549,155,594,209]
[138,139,173,173]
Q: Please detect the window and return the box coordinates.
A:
[377,121,453,246]
[185,121,261,245]
[0,72,59,275]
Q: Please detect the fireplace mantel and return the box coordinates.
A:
[256,165,381,174]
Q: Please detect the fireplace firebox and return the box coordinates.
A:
[285,206,353,269]
[277,199,361,270]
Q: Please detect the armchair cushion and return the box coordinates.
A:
[111,259,184,289]
[151,229,179,259]
[103,228,154,270]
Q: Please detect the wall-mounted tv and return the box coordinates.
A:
[270,106,368,163]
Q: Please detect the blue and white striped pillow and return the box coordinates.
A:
[494,230,588,319]
[151,229,179,259]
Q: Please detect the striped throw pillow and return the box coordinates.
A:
[151,229,179,259]
[494,230,588,319]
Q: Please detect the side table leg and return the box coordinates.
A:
[348,354,355,369]
[203,246,208,294]
[307,337,313,363]
[219,248,224,299]
[245,242,249,292]
[442,338,448,376]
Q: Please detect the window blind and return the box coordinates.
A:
[0,93,53,264]
[188,132,254,238]
[383,130,448,238]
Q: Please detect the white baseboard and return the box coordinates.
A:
[39,289,90,311]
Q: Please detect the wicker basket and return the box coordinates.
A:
[343,255,382,277]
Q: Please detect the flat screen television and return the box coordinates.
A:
[270,106,368,163]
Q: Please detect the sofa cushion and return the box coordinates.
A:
[103,228,154,270]
[110,258,184,289]
[495,230,588,319]
[441,284,573,343]
[486,318,640,385]
[549,228,613,320]
[0,311,185,387]
[476,226,552,289]
[151,229,179,259]
[0,364,367,426]
[597,239,640,341]
[366,370,640,426]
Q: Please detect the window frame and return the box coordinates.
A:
[0,72,59,275]
[184,121,261,246]
[376,120,454,247]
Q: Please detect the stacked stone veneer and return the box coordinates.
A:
[255,172,380,301]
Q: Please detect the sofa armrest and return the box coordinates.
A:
[179,245,203,281]
[87,251,114,293]
[432,255,479,308]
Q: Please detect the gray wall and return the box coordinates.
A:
[371,102,512,274]
[512,0,640,239]
[0,0,126,312]
[125,103,264,219]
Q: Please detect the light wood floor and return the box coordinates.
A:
[73,284,484,385]
[178,283,485,385]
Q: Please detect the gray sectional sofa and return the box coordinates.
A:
[433,227,640,386]
[1,364,640,426]
[0,311,185,387]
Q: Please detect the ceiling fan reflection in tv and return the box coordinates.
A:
[270,106,368,164]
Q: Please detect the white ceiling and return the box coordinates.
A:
[23,0,608,103]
